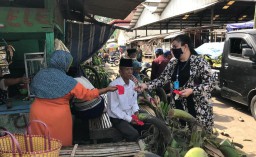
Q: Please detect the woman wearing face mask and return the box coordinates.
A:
[135,34,215,133]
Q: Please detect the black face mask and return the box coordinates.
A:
[172,48,183,59]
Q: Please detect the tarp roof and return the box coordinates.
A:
[84,0,144,19]
[61,0,144,22]
[226,21,254,32]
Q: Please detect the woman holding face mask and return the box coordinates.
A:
[135,34,215,133]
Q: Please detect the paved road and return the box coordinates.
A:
[104,62,256,156]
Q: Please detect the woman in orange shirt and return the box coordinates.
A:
[29,50,117,146]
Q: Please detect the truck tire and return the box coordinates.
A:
[250,95,256,119]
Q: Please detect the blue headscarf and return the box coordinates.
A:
[30,50,77,99]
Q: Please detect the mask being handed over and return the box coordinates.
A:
[172,48,183,59]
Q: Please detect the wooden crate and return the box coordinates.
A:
[60,142,140,157]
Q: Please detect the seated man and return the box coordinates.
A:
[107,58,140,142]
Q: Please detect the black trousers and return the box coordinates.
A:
[110,117,140,142]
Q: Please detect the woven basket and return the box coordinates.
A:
[0,120,62,157]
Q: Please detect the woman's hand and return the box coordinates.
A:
[134,83,148,92]
[106,86,118,92]
[99,86,117,94]
[180,88,193,97]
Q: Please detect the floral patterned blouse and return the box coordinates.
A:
[147,54,215,133]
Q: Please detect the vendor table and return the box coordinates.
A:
[0,99,32,133]
[60,142,141,157]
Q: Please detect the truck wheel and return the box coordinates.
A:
[250,95,256,119]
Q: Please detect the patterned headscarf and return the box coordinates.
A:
[30,50,77,99]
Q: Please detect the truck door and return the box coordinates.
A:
[220,37,256,105]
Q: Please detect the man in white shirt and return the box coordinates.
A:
[107,58,140,142]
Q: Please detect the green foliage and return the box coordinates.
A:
[138,98,245,157]
[202,54,222,68]
[80,64,111,88]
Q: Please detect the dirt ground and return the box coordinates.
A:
[104,57,256,157]
[213,96,256,157]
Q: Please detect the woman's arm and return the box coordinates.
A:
[147,62,172,90]
[71,83,117,101]
[4,77,29,87]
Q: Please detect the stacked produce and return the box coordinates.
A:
[137,93,246,157]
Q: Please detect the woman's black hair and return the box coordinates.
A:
[172,34,198,55]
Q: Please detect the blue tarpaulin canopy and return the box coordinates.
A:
[195,42,224,59]
[226,21,254,32]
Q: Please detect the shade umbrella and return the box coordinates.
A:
[106,42,118,48]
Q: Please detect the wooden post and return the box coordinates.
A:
[46,32,54,62]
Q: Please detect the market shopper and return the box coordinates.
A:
[136,45,143,62]
[107,58,143,142]
[0,69,29,104]
[29,50,117,146]
[164,50,174,61]
[150,48,169,80]
[126,48,137,60]
[135,34,215,133]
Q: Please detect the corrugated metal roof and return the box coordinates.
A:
[129,0,254,30]
[129,33,169,42]
[130,0,171,28]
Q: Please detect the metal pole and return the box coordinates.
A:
[146,26,148,36]
[180,19,182,31]
[166,22,168,33]
[135,29,137,38]
[194,32,196,47]
[210,6,214,42]
[160,23,162,34]
[254,2,256,29]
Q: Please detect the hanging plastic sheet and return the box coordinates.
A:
[65,22,116,68]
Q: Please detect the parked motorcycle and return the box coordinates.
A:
[102,54,120,66]
[140,62,152,81]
